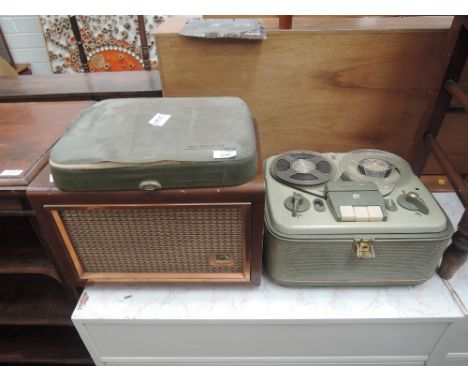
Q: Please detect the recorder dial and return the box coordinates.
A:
[284,192,310,217]
[397,191,429,215]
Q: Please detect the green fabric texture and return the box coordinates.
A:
[50,97,257,191]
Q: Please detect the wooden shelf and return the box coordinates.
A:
[0,71,162,103]
[0,217,60,281]
[0,100,92,365]
[0,275,75,325]
[0,243,58,279]
[0,326,92,365]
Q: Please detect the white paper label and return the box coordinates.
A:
[49,174,54,183]
[148,113,171,127]
[213,150,237,159]
[0,169,23,176]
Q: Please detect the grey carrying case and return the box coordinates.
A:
[49,97,257,191]
[262,153,453,286]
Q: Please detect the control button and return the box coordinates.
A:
[367,206,384,222]
[313,198,326,212]
[384,199,397,211]
[340,206,355,221]
[354,206,369,222]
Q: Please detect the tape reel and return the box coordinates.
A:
[339,149,412,196]
[271,150,336,187]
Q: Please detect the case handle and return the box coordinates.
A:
[139,180,162,191]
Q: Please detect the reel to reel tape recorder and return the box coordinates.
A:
[264,149,453,286]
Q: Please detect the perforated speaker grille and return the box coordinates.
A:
[264,230,449,285]
[58,206,247,274]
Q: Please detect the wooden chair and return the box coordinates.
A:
[409,16,468,279]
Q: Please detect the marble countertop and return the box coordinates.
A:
[72,193,465,322]
[73,272,462,321]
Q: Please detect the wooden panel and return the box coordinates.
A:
[451,60,468,108]
[0,101,93,188]
[0,275,74,325]
[0,217,59,281]
[0,326,92,365]
[156,16,452,35]
[154,16,452,165]
[423,112,468,174]
[421,175,455,192]
[0,71,162,103]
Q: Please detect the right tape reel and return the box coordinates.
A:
[339,149,412,196]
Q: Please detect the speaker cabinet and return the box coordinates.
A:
[27,165,264,286]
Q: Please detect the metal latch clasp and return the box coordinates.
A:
[353,239,375,259]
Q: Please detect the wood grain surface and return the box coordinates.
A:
[0,217,60,281]
[424,112,468,174]
[0,101,93,188]
[0,325,92,364]
[154,16,460,172]
[0,275,74,325]
[156,16,452,34]
[0,71,162,103]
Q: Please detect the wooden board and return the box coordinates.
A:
[154,16,455,172]
[0,275,75,325]
[0,326,92,364]
[0,101,93,188]
[0,217,59,281]
[155,16,453,35]
[452,60,468,108]
[0,71,162,103]
[421,175,456,193]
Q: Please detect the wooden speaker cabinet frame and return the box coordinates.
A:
[47,202,252,283]
[27,154,264,287]
[27,163,264,286]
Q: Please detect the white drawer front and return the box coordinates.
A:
[82,321,447,364]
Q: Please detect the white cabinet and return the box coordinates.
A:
[72,273,463,365]
[428,261,468,365]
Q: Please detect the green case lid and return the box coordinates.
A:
[50,97,257,191]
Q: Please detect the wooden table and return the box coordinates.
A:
[0,101,94,365]
[0,71,162,103]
